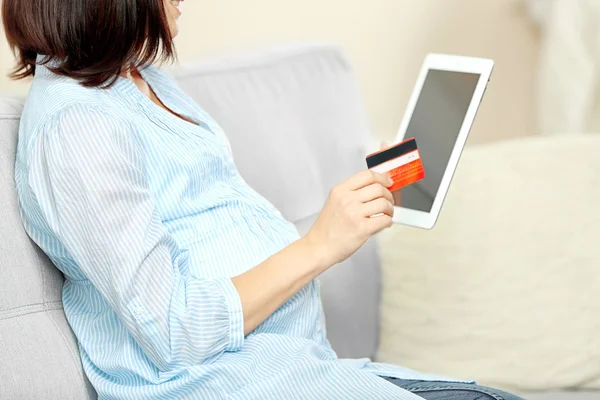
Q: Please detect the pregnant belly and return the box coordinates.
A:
[185,215,299,279]
[185,214,327,343]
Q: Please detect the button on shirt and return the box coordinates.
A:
[15,61,463,399]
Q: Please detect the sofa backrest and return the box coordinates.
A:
[0,95,97,399]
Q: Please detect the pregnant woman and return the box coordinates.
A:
[4,0,521,399]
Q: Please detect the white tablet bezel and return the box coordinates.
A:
[392,53,494,229]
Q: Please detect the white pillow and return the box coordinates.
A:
[377,134,600,392]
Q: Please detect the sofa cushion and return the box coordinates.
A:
[377,134,600,392]
[0,94,96,399]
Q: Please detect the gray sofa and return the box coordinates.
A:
[0,45,593,399]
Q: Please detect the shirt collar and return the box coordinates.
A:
[34,54,59,77]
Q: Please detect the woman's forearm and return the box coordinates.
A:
[233,168,395,336]
[232,237,328,336]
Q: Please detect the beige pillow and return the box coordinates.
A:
[377,134,600,392]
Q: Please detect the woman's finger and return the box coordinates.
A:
[362,198,394,218]
[365,213,394,234]
[344,170,392,191]
[358,183,394,205]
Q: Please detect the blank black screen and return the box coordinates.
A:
[398,70,480,212]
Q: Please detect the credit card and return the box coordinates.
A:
[366,138,426,192]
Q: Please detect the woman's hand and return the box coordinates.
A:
[303,142,396,268]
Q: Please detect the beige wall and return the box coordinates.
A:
[0,0,539,143]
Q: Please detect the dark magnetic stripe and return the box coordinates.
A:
[366,139,418,168]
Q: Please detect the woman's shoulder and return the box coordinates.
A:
[21,71,128,137]
[17,76,135,169]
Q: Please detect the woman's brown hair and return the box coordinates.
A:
[2,0,175,87]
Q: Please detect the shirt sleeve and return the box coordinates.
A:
[30,104,245,371]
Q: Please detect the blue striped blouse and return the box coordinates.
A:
[15,60,460,399]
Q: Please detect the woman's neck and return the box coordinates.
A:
[121,66,199,126]
[122,68,152,98]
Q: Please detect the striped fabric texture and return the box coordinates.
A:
[14,60,459,399]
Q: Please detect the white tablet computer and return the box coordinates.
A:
[392,54,494,229]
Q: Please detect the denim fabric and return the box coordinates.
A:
[383,378,524,400]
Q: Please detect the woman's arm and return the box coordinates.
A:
[234,169,394,335]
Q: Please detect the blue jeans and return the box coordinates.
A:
[383,378,523,400]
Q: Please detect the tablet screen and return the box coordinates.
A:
[399,70,480,212]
